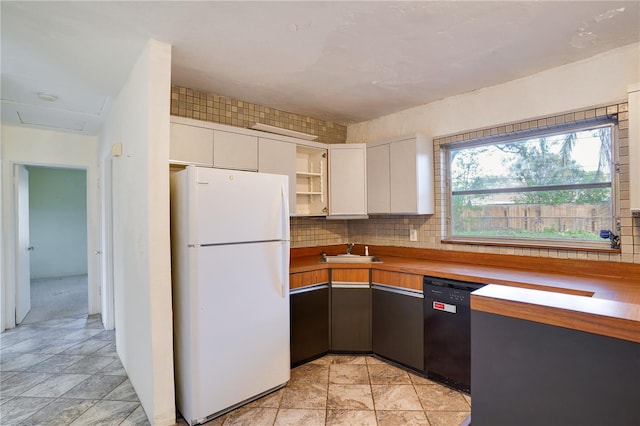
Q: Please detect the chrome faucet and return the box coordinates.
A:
[346,242,355,255]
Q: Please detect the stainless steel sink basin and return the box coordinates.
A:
[319,254,382,263]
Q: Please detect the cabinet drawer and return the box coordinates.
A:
[331,269,370,283]
[290,269,329,290]
[371,270,422,292]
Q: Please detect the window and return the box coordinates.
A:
[444,119,617,250]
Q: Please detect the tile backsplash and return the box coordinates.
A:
[290,102,639,263]
[170,85,347,145]
[290,217,348,247]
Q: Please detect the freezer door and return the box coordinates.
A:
[187,241,290,421]
[188,167,289,245]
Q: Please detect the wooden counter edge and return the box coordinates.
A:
[471,284,640,343]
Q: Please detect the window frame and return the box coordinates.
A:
[442,118,620,252]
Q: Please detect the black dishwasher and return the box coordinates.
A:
[423,276,485,393]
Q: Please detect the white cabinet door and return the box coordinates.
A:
[367,144,390,214]
[213,130,258,171]
[390,138,419,213]
[328,144,367,217]
[259,137,297,215]
[390,135,433,214]
[170,122,214,165]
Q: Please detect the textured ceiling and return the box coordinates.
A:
[1,1,639,134]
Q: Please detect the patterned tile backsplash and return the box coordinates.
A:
[170,85,347,145]
[290,102,639,264]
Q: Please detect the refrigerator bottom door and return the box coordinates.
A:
[187,240,290,422]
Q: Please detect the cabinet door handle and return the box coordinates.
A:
[372,283,424,298]
[331,282,369,289]
[290,283,329,295]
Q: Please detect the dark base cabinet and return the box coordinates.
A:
[331,286,371,352]
[290,285,329,366]
[372,285,424,371]
[471,310,640,426]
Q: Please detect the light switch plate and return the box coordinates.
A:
[111,143,123,157]
[410,229,418,241]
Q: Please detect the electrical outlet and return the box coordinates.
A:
[410,229,418,241]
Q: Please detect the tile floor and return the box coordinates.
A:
[179,355,471,426]
[0,314,149,425]
[2,315,471,426]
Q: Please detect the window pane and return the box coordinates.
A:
[447,124,614,245]
[452,189,611,240]
[450,128,612,193]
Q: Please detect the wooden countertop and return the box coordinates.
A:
[290,246,640,343]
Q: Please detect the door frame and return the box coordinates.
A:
[2,160,102,330]
[15,164,31,324]
[100,157,115,329]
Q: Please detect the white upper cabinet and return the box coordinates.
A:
[170,117,257,171]
[366,143,391,214]
[170,122,214,166]
[328,144,368,218]
[213,130,258,171]
[390,135,433,214]
[258,137,297,214]
[367,134,433,215]
[629,83,640,213]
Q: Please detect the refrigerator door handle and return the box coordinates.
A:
[281,184,290,241]
[281,241,289,298]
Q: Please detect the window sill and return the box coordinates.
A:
[441,238,621,254]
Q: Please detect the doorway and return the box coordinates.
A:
[19,166,89,324]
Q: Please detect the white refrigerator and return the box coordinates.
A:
[170,166,291,425]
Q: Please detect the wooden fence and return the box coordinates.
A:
[454,203,611,234]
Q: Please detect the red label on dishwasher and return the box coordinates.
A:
[433,301,457,314]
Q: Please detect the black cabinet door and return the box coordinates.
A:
[290,286,329,366]
[372,286,424,371]
[331,286,371,352]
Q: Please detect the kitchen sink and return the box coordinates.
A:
[319,254,382,263]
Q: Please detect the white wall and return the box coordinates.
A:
[28,167,87,279]
[348,43,640,142]
[0,125,99,331]
[99,39,174,425]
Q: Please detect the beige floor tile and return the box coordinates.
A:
[280,382,327,409]
[326,409,377,426]
[329,364,369,384]
[368,364,411,384]
[327,384,374,410]
[221,407,278,426]
[462,393,471,406]
[274,408,325,426]
[245,388,284,408]
[307,356,332,366]
[371,384,423,410]
[376,410,429,426]
[327,355,368,364]
[414,384,470,411]
[425,410,471,426]
[408,372,438,385]
[365,356,386,365]
[290,363,329,384]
